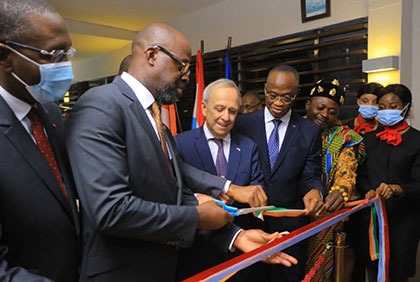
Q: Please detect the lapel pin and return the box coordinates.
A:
[236,147,241,152]
[52,123,57,128]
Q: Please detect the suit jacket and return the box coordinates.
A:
[234,109,323,232]
[66,76,240,282]
[0,96,80,282]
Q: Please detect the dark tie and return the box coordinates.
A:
[27,108,69,202]
[213,139,228,177]
[268,119,282,171]
[150,102,173,173]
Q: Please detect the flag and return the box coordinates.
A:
[225,49,232,80]
[161,104,177,136]
[191,50,205,129]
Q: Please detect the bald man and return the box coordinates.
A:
[67,23,296,281]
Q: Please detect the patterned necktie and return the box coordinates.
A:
[268,119,282,171]
[27,108,69,202]
[150,102,173,174]
[212,139,228,177]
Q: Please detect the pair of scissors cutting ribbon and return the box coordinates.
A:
[214,199,275,216]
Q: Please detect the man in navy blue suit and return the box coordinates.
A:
[175,78,270,280]
[234,65,325,281]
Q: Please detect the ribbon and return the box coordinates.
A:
[183,197,389,282]
[376,120,409,146]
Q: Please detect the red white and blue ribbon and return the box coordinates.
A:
[183,196,389,282]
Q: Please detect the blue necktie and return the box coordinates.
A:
[213,139,227,177]
[268,119,281,171]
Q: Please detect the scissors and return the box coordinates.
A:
[214,199,275,216]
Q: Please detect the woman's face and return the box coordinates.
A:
[357,93,378,106]
[378,93,404,110]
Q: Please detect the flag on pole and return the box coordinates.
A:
[161,104,177,136]
[191,50,205,129]
[225,48,232,80]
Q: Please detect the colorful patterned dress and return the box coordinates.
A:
[306,125,364,282]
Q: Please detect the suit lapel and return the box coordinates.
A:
[1,99,72,216]
[195,127,217,175]
[226,132,241,182]
[272,113,299,173]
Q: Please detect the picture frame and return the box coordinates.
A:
[301,0,331,23]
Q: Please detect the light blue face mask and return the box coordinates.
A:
[377,103,409,126]
[7,46,73,103]
[358,105,378,119]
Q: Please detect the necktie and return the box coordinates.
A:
[268,119,281,171]
[28,108,69,202]
[150,102,173,172]
[213,139,228,177]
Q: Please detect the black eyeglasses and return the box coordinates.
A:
[1,40,76,62]
[265,87,296,104]
[151,44,190,75]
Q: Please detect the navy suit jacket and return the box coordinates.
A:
[175,126,264,188]
[234,109,323,232]
[0,96,80,282]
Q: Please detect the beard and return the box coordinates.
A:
[156,84,178,105]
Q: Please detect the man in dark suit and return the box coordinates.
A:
[66,23,297,282]
[234,65,325,281]
[0,0,80,281]
[175,78,267,280]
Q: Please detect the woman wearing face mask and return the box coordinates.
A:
[357,84,420,282]
[350,82,383,135]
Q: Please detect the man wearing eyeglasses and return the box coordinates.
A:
[240,90,263,114]
[234,65,325,282]
[66,24,297,282]
[0,0,80,281]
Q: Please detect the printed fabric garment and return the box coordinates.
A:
[306,125,365,282]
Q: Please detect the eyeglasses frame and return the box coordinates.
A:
[151,44,190,75]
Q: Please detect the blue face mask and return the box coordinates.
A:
[377,103,409,126]
[7,46,73,103]
[358,105,378,119]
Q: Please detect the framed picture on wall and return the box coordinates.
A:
[301,0,331,22]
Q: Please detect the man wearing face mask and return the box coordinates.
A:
[0,0,80,281]
[66,23,297,281]
[349,82,383,135]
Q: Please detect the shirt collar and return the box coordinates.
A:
[121,72,155,110]
[203,122,231,143]
[0,85,32,121]
[264,107,292,125]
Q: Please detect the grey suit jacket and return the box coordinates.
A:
[66,76,239,282]
[0,96,80,282]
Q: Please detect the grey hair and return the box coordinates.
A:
[0,0,57,42]
[203,78,241,106]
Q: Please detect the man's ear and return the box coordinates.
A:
[145,47,158,66]
[305,99,311,112]
[201,101,207,117]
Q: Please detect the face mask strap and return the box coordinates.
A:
[401,102,410,118]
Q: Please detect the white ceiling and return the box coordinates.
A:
[48,0,224,61]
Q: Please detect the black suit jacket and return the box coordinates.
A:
[0,96,80,282]
[66,77,239,282]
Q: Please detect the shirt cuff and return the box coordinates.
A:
[223,180,232,194]
[228,229,243,252]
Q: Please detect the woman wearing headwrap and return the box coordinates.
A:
[358,84,420,282]
[350,82,383,135]
[304,80,365,282]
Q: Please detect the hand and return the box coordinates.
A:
[365,189,376,198]
[233,229,298,266]
[218,192,234,205]
[196,200,233,230]
[324,191,344,213]
[303,189,324,216]
[376,182,402,199]
[195,193,215,205]
[226,184,267,207]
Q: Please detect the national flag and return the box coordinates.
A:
[161,104,177,136]
[225,49,232,80]
[191,50,205,129]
